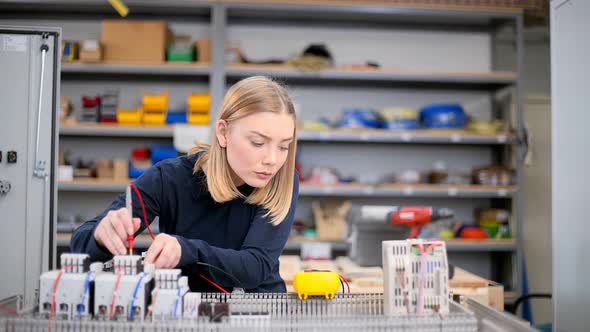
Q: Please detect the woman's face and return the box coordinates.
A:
[216,111,295,188]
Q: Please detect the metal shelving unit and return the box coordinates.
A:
[222,1,525,298]
[59,123,174,137]
[58,180,515,199]
[299,183,515,198]
[225,64,516,89]
[55,233,514,252]
[297,129,515,145]
[61,62,211,76]
[59,124,515,145]
[58,179,129,192]
[224,2,519,26]
[5,0,525,298]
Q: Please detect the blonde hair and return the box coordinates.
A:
[190,76,297,225]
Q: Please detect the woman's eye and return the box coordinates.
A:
[251,141,264,147]
[279,146,290,151]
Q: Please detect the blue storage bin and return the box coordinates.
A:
[420,104,467,129]
[151,144,177,164]
[383,119,420,130]
[128,162,148,179]
[339,109,382,129]
[166,111,187,124]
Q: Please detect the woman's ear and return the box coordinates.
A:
[215,119,228,147]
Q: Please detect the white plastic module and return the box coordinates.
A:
[151,269,189,321]
[382,239,449,317]
[113,255,143,276]
[39,254,103,320]
[94,256,155,321]
[182,292,203,319]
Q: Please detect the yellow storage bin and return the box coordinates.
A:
[187,93,210,112]
[143,110,166,125]
[188,112,209,125]
[143,92,168,112]
[293,271,340,300]
[117,107,143,124]
[142,92,168,125]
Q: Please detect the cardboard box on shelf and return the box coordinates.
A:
[101,20,171,63]
[313,200,351,241]
[95,160,114,179]
[113,159,129,181]
[79,40,103,63]
[196,39,211,63]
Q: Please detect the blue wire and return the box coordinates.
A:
[128,272,148,321]
[78,271,92,317]
[173,287,181,319]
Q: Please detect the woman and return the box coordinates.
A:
[71,76,299,293]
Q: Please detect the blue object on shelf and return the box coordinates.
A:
[419,104,467,129]
[166,111,187,124]
[128,162,148,179]
[383,119,420,130]
[151,144,177,164]
[339,176,356,183]
[318,116,333,128]
[339,109,382,129]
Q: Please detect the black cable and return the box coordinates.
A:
[509,293,552,314]
[339,278,345,294]
[196,262,244,289]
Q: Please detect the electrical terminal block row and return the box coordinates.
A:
[154,269,182,290]
[151,269,189,321]
[113,255,143,275]
[382,239,449,317]
[40,254,103,320]
[60,253,90,274]
[94,256,155,321]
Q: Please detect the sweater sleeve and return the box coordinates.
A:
[70,164,164,262]
[173,172,299,290]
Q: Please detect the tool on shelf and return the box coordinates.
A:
[354,206,454,239]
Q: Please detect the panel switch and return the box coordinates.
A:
[0,181,11,194]
[7,151,16,163]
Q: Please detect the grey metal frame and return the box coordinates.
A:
[0,24,61,308]
[513,13,525,310]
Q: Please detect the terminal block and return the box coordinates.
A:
[382,239,449,317]
[182,292,202,319]
[150,269,189,321]
[113,255,143,275]
[39,253,103,320]
[94,255,155,321]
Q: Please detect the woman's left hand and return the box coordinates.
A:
[144,233,181,269]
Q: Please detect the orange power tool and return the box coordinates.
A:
[357,206,453,238]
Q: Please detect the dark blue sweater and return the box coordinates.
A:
[70,153,298,293]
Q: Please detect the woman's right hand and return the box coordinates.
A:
[94,208,140,255]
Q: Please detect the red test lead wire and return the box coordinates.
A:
[128,183,155,240]
[0,305,17,315]
[49,270,63,321]
[199,274,229,294]
[109,270,124,321]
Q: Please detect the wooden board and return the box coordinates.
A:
[450,267,504,311]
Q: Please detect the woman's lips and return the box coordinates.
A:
[255,171,273,180]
